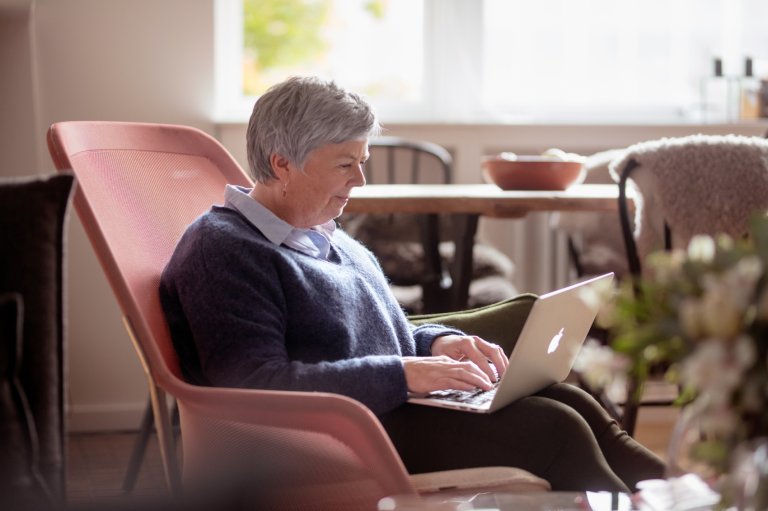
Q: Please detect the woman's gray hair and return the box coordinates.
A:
[246,76,381,183]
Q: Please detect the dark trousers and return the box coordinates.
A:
[379,382,665,492]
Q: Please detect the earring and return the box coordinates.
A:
[282,182,288,198]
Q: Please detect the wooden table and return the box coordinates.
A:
[346,184,625,312]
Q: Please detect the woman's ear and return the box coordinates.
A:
[270,153,292,182]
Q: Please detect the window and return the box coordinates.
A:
[481,0,768,123]
[215,0,425,121]
[215,0,768,124]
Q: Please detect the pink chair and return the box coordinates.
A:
[47,121,548,508]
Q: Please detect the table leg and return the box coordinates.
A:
[418,214,450,313]
[449,214,479,311]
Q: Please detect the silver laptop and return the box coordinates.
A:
[407,272,614,413]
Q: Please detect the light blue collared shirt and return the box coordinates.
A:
[224,185,335,260]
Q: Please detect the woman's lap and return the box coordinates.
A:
[381,393,570,474]
[378,383,633,491]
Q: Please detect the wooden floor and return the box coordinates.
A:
[67,431,167,504]
[65,406,678,506]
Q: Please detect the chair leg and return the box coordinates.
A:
[121,317,181,493]
[621,377,642,437]
[122,396,155,492]
[123,394,182,493]
[171,399,181,440]
[148,383,182,494]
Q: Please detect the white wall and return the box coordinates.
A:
[1,0,215,431]
[0,4,37,177]
[2,0,767,432]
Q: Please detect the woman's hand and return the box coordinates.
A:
[402,356,495,394]
[430,334,508,383]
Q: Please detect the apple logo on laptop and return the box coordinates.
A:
[547,327,564,354]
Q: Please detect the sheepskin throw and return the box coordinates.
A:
[608,134,768,270]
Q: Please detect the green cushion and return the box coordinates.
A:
[409,294,538,355]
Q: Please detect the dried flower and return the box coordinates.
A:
[688,235,716,263]
[578,216,768,473]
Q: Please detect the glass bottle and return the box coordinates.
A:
[701,58,732,123]
[759,80,768,119]
[740,57,761,121]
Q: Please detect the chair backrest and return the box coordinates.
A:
[47,122,250,390]
[610,134,768,276]
[46,121,417,505]
[367,136,452,185]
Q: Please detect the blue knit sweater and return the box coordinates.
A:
[159,206,461,415]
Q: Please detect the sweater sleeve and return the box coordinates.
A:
[410,323,465,356]
[161,221,409,415]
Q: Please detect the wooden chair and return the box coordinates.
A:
[344,136,517,314]
[611,134,768,435]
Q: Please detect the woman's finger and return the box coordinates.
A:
[475,338,508,376]
[458,337,506,382]
[443,360,493,390]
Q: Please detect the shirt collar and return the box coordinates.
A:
[224,185,336,259]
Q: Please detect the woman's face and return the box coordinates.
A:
[285,139,368,227]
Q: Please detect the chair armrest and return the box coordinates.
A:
[172,383,415,497]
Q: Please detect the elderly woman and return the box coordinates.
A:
[160,76,664,492]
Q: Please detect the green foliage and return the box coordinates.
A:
[364,0,386,18]
[241,0,392,96]
[242,0,331,93]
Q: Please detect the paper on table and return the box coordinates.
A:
[634,473,720,511]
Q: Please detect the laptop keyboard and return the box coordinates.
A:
[426,381,500,407]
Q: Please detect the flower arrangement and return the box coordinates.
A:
[577,216,768,477]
